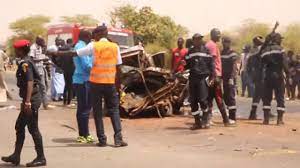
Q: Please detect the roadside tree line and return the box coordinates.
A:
[5,5,300,68]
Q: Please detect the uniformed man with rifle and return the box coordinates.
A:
[260,22,289,125]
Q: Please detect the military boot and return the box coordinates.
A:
[263,110,270,125]
[26,146,46,167]
[190,115,202,130]
[26,134,46,167]
[229,109,236,121]
[277,110,285,126]
[1,139,24,166]
[207,110,214,125]
[1,154,20,166]
[248,107,257,120]
[220,109,234,127]
[202,111,210,129]
[1,153,21,166]
[26,157,46,167]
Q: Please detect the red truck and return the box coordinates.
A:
[47,24,135,50]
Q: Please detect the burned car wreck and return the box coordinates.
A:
[120,46,188,118]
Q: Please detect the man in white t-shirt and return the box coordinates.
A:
[239,44,254,97]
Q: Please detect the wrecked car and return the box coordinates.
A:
[120,46,188,118]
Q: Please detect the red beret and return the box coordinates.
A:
[13,39,31,48]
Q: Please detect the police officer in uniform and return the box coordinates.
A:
[221,37,238,122]
[247,36,264,120]
[185,33,215,129]
[261,33,289,125]
[288,53,299,100]
[2,40,46,167]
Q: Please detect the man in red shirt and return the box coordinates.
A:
[206,28,233,127]
[171,38,188,73]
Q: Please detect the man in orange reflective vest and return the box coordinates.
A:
[49,25,127,147]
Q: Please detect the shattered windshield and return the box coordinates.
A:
[108,32,134,49]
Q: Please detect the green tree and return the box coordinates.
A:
[283,23,300,54]
[6,15,51,56]
[231,19,271,52]
[61,14,99,26]
[110,5,188,49]
[110,5,137,30]
[110,5,188,68]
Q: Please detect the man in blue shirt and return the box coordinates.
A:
[73,30,93,143]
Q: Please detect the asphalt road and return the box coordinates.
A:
[0,71,300,168]
[2,71,300,118]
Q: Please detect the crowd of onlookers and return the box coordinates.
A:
[239,47,300,101]
[0,37,77,107]
[47,37,75,106]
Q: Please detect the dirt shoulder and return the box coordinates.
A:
[0,101,300,168]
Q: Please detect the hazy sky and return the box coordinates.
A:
[1,0,300,42]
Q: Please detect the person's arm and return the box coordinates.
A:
[28,45,36,58]
[282,52,290,79]
[2,51,8,61]
[184,51,191,70]
[48,42,94,58]
[48,50,78,57]
[239,54,244,75]
[116,65,121,92]
[172,61,182,74]
[206,43,220,85]
[22,63,34,115]
[229,53,239,85]
[209,57,216,80]
[25,81,33,108]
[206,43,218,75]
[75,43,93,72]
[231,53,239,79]
[78,56,92,72]
[116,46,123,92]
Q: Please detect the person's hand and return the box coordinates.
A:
[288,78,293,85]
[45,51,51,55]
[265,32,276,43]
[215,76,222,85]
[23,102,32,116]
[207,76,215,87]
[229,78,234,85]
[46,51,56,57]
[209,79,215,87]
[180,60,186,66]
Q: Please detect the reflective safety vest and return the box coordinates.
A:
[89,41,118,84]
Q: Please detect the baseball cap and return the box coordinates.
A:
[192,33,204,39]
